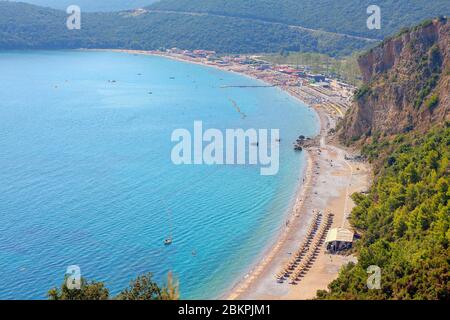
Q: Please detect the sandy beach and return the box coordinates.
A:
[228,108,370,300]
[91,48,371,300]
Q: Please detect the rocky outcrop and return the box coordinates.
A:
[340,18,449,143]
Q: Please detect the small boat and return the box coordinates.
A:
[164,205,173,246]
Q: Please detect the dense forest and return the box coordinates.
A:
[7,0,157,12]
[1,1,448,54]
[149,0,450,39]
[318,125,450,299]
[0,2,372,56]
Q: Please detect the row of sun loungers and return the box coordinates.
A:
[288,212,334,284]
[275,211,334,284]
[275,210,321,281]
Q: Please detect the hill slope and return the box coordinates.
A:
[340,18,449,142]
[148,0,450,39]
[320,124,449,299]
[0,2,371,55]
[319,18,449,300]
[1,1,449,55]
[6,0,157,12]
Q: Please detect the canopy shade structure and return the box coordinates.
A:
[325,228,354,253]
[325,228,354,244]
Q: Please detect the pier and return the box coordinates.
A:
[220,85,275,88]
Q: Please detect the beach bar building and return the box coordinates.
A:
[325,228,354,253]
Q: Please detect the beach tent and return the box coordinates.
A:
[325,228,354,253]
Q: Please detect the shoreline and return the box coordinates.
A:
[89,48,370,299]
[85,48,282,89]
[224,143,315,300]
[234,106,369,300]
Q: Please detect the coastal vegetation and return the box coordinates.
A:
[0,2,370,56]
[318,124,449,299]
[1,1,448,56]
[7,0,157,12]
[413,44,442,109]
[149,0,450,39]
[9,0,449,40]
[354,84,371,100]
[48,278,110,300]
[323,17,449,300]
[48,272,179,300]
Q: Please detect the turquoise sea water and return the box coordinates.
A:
[0,50,319,299]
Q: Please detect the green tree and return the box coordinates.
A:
[48,272,179,300]
[318,125,450,300]
[48,277,109,300]
[161,272,180,300]
[116,273,164,300]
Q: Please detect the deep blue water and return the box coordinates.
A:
[0,50,319,299]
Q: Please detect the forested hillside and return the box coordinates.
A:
[7,0,157,12]
[318,19,449,300]
[1,1,448,55]
[148,0,450,39]
[319,125,449,299]
[0,2,371,55]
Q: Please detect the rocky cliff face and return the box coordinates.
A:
[340,18,449,143]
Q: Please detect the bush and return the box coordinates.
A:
[425,93,439,110]
[354,84,371,100]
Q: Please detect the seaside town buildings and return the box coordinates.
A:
[165,48,336,85]
[162,48,355,118]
